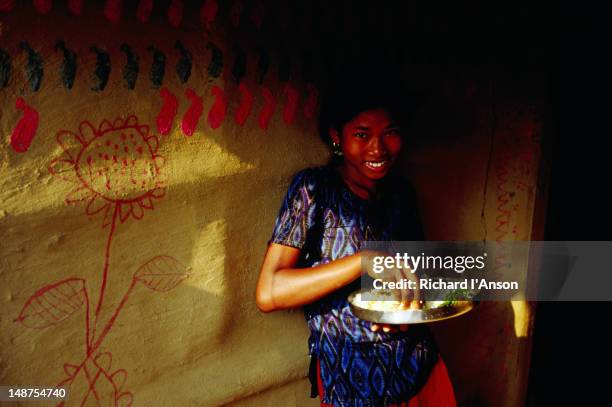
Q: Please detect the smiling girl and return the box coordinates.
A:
[256,76,456,406]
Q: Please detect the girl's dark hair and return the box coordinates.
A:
[318,69,419,150]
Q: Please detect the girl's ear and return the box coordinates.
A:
[329,128,340,145]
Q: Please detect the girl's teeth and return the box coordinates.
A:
[366,161,386,168]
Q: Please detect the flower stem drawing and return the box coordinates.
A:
[14,116,189,406]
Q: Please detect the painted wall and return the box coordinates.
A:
[1,2,547,406]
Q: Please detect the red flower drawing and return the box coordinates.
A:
[49,116,165,227]
[15,116,189,406]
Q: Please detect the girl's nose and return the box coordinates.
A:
[368,135,386,155]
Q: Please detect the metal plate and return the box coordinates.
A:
[348,289,475,325]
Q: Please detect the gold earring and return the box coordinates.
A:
[332,142,343,156]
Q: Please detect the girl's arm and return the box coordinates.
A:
[255,243,363,312]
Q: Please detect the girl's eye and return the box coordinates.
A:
[386,129,401,137]
[354,132,368,139]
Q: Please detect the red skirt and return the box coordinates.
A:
[317,357,457,407]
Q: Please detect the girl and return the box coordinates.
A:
[256,77,457,406]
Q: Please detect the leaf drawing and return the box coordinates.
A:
[14,278,87,328]
[134,256,189,292]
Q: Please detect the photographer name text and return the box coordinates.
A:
[372,278,519,291]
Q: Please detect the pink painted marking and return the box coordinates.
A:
[258,86,276,130]
[104,0,122,24]
[156,87,179,136]
[136,0,153,23]
[282,83,299,125]
[235,81,254,126]
[251,0,265,30]
[230,0,244,27]
[181,88,203,137]
[304,83,319,120]
[0,0,15,12]
[68,0,83,15]
[33,0,52,14]
[167,0,183,28]
[10,98,40,153]
[208,86,227,130]
[200,0,218,31]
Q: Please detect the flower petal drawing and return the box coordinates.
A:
[49,157,78,183]
[56,130,85,157]
[86,195,111,215]
[111,369,128,391]
[102,204,115,228]
[150,187,165,199]
[146,136,159,154]
[119,203,132,223]
[99,119,113,132]
[138,125,150,137]
[79,121,97,143]
[125,115,138,127]
[153,155,165,170]
[116,392,134,407]
[66,186,94,203]
[131,203,144,220]
[138,196,154,210]
[49,116,166,226]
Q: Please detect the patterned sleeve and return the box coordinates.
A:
[269,169,318,249]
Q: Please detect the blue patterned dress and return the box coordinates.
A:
[269,166,439,407]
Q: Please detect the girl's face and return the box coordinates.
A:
[331,108,403,182]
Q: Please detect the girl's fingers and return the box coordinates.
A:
[396,268,409,303]
[401,267,420,305]
[393,269,408,303]
[371,323,400,333]
[383,324,401,333]
[398,300,410,310]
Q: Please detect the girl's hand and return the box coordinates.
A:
[371,323,410,333]
[361,250,421,307]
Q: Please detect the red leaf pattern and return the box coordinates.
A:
[134,256,189,292]
[15,278,86,328]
